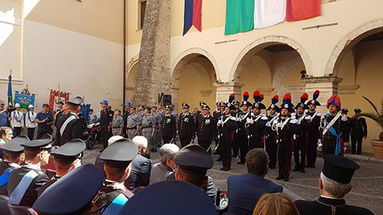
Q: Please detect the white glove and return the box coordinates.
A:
[305,115,312,120]
[293,134,297,140]
[266,122,271,127]
[217,120,224,126]
[246,118,254,124]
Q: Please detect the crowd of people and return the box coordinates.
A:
[0,90,374,214]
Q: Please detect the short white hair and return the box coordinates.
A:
[132,136,148,150]
[108,135,124,146]
[160,144,180,164]
[320,172,352,199]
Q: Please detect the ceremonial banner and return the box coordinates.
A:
[286,0,321,21]
[254,0,286,29]
[14,90,35,112]
[225,0,254,35]
[49,90,69,112]
[183,0,202,35]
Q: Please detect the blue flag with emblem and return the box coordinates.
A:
[14,91,36,112]
[7,74,13,106]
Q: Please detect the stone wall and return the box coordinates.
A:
[133,0,171,105]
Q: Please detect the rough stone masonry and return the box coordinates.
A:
[133,0,172,105]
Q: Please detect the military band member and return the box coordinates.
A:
[306,90,321,168]
[178,103,196,147]
[160,105,177,144]
[295,155,373,215]
[10,103,24,137]
[246,91,268,151]
[350,108,367,155]
[141,107,156,153]
[321,95,348,156]
[7,135,52,207]
[92,138,138,214]
[126,107,139,140]
[272,94,297,182]
[197,104,216,152]
[55,96,86,146]
[0,136,28,196]
[38,139,85,196]
[292,93,310,173]
[236,92,252,164]
[217,102,236,171]
[25,104,38,140]
[265,95,280,169]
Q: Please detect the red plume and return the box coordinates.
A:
[313,90,320,100]
[283,93,292,102]
[271,95,279,104]
[301,93,309,103]
[242,91,249,102]
[229,94,235,103]
[259,93,264,102]
[253,90,260,102]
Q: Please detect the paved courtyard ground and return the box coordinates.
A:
[82,144,383,214]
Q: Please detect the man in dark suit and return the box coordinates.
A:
[7,135,52,207]
[350,108,368,155]
[196,104,216,152]
[227,148,283,215]
[294,155,374,215]
[125,136,151,192]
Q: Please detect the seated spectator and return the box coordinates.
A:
[0,126,13,159]
[150,143,179,184]
[0,127,13,144]
[172,144,217,201]
[227,149,282,215]
[118,181,217,215]
[38,139,86,196]
[125,136,152,192]
[294,155,374,215]
[0,136,28,196]
[32,164,104,214]
[94,135,124,171]
[253,193,299,215]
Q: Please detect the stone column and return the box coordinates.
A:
[304,76,343,112]
[215,82,243,102]
[133,0,171,105]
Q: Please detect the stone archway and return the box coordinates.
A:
[126,56,139,102]
[230,35,313,82]
[171,49,218,109]
[325,18,383,76]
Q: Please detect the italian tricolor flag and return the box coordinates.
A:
[225,0,321,35]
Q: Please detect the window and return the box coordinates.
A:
[138,0,147,30]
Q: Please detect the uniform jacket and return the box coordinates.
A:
[350,117,367,137]
[10,110,24,128]
[7,163,49,207]
[177,112,196,137]
[24,111,37,129]
[295,196,374,215]
[55,112,85,146]
[307,111,322,140]
[161,114,177,138]
[0,161,20,196]
[227,174,283,215]
[196,114,217,142]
